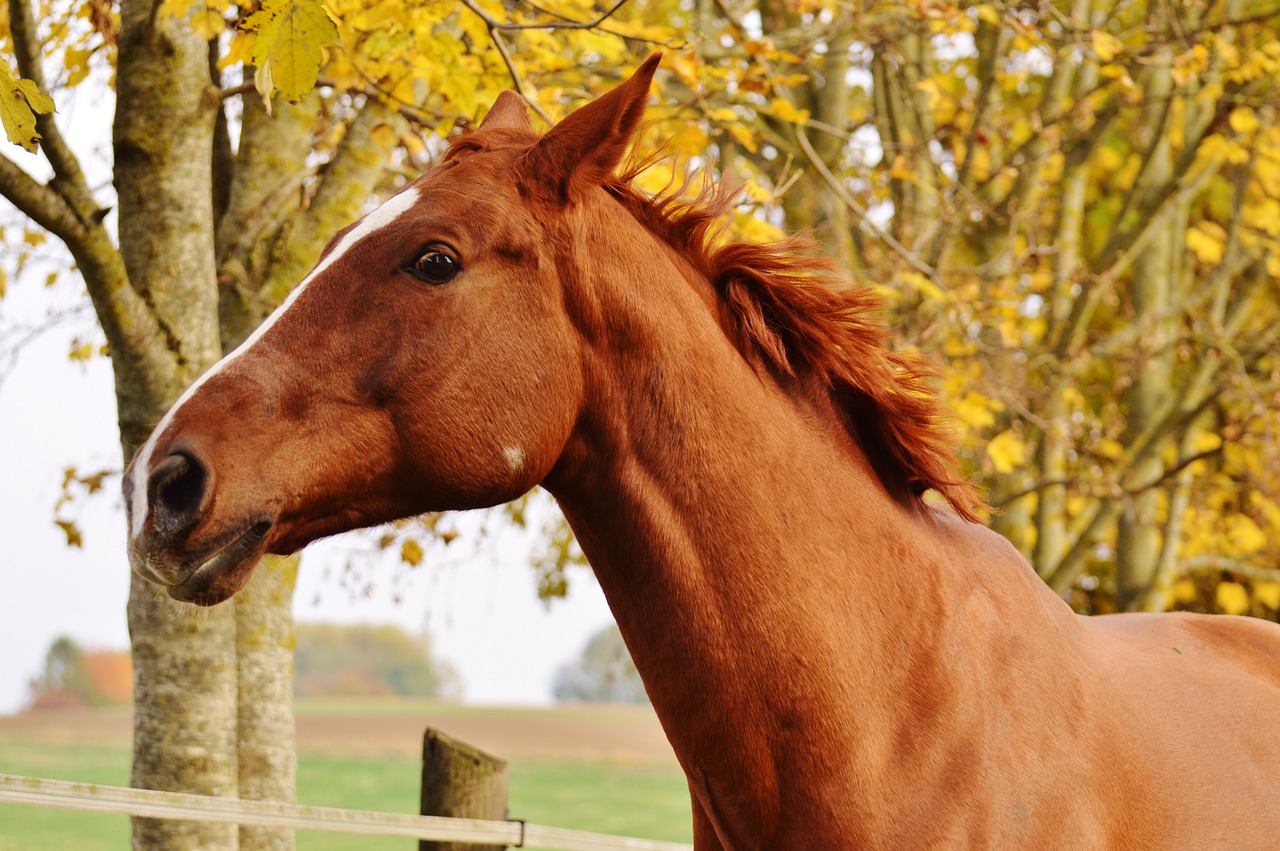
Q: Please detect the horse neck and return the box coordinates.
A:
[542,210,988,839]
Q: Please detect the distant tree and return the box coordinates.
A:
[553,624,648,705]
[293,623,459,699]
[28,635,131,707]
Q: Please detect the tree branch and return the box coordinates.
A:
[793,125,942,284]
[8,0,97,215]
[1181,557,1280,583]
[0,154,82,239]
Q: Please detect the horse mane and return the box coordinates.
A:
[605,168,984,522]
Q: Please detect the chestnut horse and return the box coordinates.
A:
[125,56,1280,848]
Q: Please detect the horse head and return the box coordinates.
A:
[124,56,662,605]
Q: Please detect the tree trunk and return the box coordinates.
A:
[114,2,236,848]
[1114,49,1177,612]
[235,555,300,851]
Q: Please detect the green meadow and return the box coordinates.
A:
[0,703,691,850]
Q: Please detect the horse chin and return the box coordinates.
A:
[167,520,273,607]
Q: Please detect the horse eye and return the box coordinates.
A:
[409,248,459,284]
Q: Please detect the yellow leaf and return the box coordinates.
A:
[724,122,758,153]
[1229,106,1260,135]
[706,107,740,123]
[246,0,338,103]
[1192,431,1223,453]
[665,53,701,89]
[1225,514,1267,553]
[975,3,1000,24]
[742,180,771,203]
[986,429,1026,474]
[1091,30,1124,62]
[768,97,810,125]
[54,519,83,549]
[400,539,424,567]
[1268,253,1280,279]
[1216,581,1250,615]
[0,59,55,153]
[1186,222,1226,265]
[220,31,256,70]
[900,270,945,303]
[1255,582,1280,610]
[1097,438,1125,460]
[890,154,912,181]
[954,391,1001,430]
[1171,578,1199,605]
[191,8,226,39]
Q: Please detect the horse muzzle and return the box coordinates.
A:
[125,446,275,606]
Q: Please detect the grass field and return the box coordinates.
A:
[0,702,692,850]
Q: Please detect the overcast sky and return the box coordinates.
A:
[0,69,616,716]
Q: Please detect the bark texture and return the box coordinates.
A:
[235,555,300,851]
[113,2,237,848]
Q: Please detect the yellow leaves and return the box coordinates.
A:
[1257,582,1280,610]
[724,122,758,153]
[0,58,55,153]
[1186,221,1227,265]
[1171,579,1199,605]
[1215,581,1250,615]
[974,4,1000,25]
[900,270,946,303]
[1091,30,1124,63]
[1225,514,1267,554]
[246,0,338,104]
[1243,197,1280,238]
[400,539,424,567]
[986,430,1026,474]
[191,8,226,39]
[1228,106,1260,136]
[664,53,701,89]
[766,97,809,125]
[1171,44,1209,87]
[1096,438,1125,461]
[54,519,84,549]
[955,391,1002,430]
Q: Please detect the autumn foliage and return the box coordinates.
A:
[2,0,1278,619]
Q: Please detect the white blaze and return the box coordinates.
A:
[128,187,423,539]
[504,446,525,471]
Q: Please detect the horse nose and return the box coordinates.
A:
[148,450,210,538]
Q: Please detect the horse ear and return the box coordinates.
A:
[521,53,661,201]
[479,91,533,133]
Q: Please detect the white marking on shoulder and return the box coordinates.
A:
[504,446,525,471]
[128,186,423,540]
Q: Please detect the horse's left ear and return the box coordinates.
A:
[520,53,661,202]
[479,91,534,133]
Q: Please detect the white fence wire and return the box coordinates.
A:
[0,773,693,851]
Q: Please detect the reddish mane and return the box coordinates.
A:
[604,171,983,522]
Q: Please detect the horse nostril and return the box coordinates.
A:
[149,451,209,534]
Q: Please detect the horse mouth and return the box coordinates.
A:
[168,520,273,606]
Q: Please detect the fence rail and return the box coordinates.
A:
[0,774,692,851]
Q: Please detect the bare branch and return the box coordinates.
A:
[0,154,82,240]
[455,0,553,125]
[1180,556,1280,584]
[512,0,633,31]
[793,125,942,284]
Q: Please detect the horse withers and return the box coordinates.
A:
[125,55,1280,849]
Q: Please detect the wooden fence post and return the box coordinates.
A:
[420,727,510,851]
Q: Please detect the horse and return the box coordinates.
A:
[124,54,1280,849]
